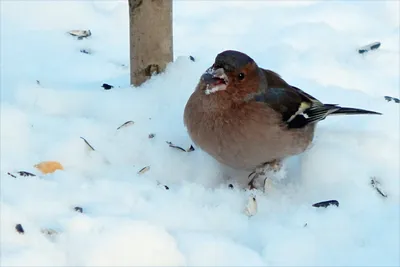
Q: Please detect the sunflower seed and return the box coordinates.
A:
[117,120,135,130]
[74,206,83,213]
[358,41,381,54]
[244,195,257,217]
[166,141,195,152]
[15,224,24,234]
[80,137,95,151]
[157,181,169,190]
[371,177,388,198]
[7,171,36,178]
[312,200,339,208]
[18,171,36,177]
[68,30,91,39]
[101,83,114,90]
[138,166,150,174]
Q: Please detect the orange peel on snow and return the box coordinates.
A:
[34,161,64,174]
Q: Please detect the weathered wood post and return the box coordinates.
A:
[128,0,173,87]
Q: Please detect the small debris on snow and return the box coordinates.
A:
[7,172,17,178]
[157,181,169,190]
[36,80,41,85]
[101,83,114,90]
[148,133,155,139]
[15,224,24,234]
[303,223,308,227]
[312,200,339,208]
[80,136,95,151]
[68,29,91,40]
[137,166,150,175]
[7,171,36,178]
[244,195,257,217]
[371,177,388,198]
[358,41,381,54]
[79,137,110,164]
[74,206,83,213]
[384,95,400,103]
[116,120,135,130]
[189,55,195,62]
[80,49,92,55]
[18,171,36,177]
[263,177,273,193]
[166,141,195,152]
[228,184,234,189]
[41,228,58,236]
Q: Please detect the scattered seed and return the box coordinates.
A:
[263,177,273,193]
[7,171,36,178]
[148,133,155,139]
[68,30,91,39]
[7,172,17,178]
[116,120,135,130]
[15,224,24,234]
[80,137,95,151]
[312,200,339,208]
[244,195,257,217]
[358,41,381,54]
[102,83,114,90]
[166,141,186,152]
[384,96,392,102]
[371,177,388,198]
[166,141,195,152]
[18,171,36,177]
[189,55,195,62]
[156,181,169,190]
[74,206,83,213]
[384,96,400,103]
[138,166,150,175]
[80,49,91,55]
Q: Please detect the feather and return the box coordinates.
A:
[251,75,381,129]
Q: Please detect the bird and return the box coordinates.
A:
[183,50,382,189]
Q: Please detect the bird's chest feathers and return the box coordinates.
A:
[187,102,273,156]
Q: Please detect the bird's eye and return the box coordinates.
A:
[238,73,245,80]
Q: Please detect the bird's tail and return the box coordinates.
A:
[330,106,382,116]
[299,104,382,126]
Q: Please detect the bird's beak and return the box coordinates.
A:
[201,66,228,95]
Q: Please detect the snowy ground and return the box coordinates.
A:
[1,1,399,266]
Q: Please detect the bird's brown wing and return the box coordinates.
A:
[249,69,332,129]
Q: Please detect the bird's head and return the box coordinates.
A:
[200,50,263,102]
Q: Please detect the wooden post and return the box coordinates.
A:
[129,0,173,87]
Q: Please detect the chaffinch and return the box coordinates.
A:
[184,50,381,188]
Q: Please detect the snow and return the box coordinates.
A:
[1,0,399,266]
